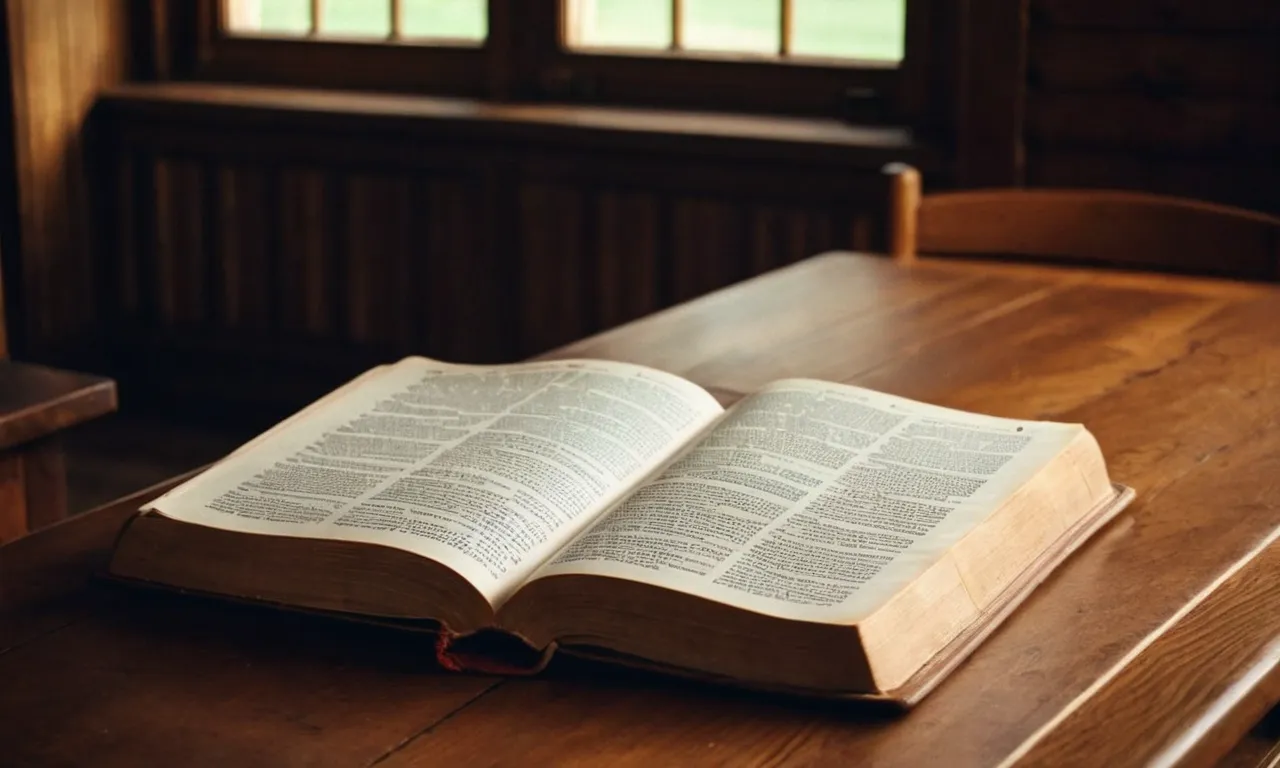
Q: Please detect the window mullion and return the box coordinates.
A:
[309,0,323,36]
[670,0,683,51]
[390,0,403,40]
[780,0,793,56]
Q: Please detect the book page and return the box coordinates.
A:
[146,356,723,605]
[529,379,1079,623]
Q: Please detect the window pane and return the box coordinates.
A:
[565,0,671,50]
[320,0,392,38]
[402,0,487,41]
[225,0,311,36]
[684,0,779,55]
[792,0,906,62]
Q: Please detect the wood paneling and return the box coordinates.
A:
[2,0,130,355]
[277,169,333,338]
[344,174,416,348]
[423,177,503,361]
[671,198,745,304]
[215,166,274,332]
[954,0,1028,187]
[1026,0,1279,213]
[1030,30,1279,100]
[519,182,588,355]
[1031,0,1280,30]
[152,159,207,327]
[595,190,660,331]
[89,88,893,423]
[1027,151,1279,215]
[1027,95,1279,157]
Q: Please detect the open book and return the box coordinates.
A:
[109,357,1132,705]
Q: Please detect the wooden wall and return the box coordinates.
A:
[1025,0,1280,212]
[0,0,131,355]
[91,88,900,422]
[8,0,1275,426]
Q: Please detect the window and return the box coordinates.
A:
[224,0,487,44]
[566,0,905,63]
[174,0,941,120]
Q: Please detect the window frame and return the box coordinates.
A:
[156,0,957,125]
[158,0,490,96]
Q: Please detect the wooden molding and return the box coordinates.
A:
[97,83,930,169]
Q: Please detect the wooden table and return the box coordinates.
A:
[3,253,1278,767]
[0,361,116,542]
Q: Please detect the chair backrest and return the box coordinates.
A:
[883,163,1280,280]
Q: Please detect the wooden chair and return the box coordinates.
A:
[883,163,1280,280]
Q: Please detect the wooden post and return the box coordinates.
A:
[882,163,920,263]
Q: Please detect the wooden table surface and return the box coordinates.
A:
[3,253,1279,767]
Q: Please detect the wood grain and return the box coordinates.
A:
[4,253,1279,765]
[1006,542,1280,767]
[0,475,499,768]
[0,472,192,630]
[2,0,129,355]
[1,595,498,768]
